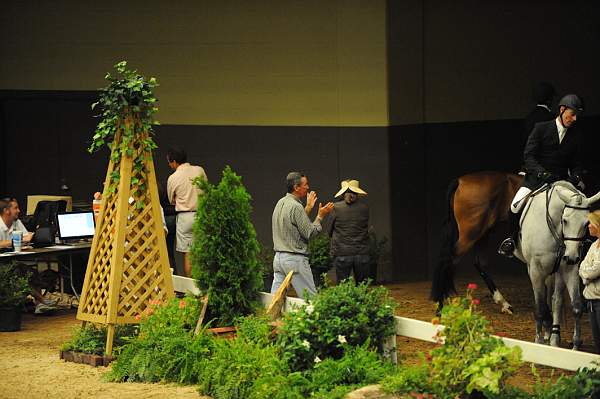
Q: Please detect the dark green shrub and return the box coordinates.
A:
[61,324,137,355]
[0,262,30,308]
[277,279,396,371]
[309,233,332,283]
[191,166,263,326]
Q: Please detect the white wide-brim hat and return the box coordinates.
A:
[335,179,367,198]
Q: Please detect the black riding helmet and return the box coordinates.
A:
[558,94,584,114]
[558,94,584,128]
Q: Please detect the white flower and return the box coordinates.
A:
[302,340,310,349]
[305,305,314,314]
[314,356,322,363]
[337,335,347,344]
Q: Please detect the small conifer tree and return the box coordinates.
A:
[191,166,262,326]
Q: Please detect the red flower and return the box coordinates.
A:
[467,283,478,290]
[425,353,432,362]
[471,298,480,306]
[135,314,142,321]
[431,317,440,325]
[179,299,186,309]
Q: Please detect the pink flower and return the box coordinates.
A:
[135,314,142,321]
[179,299,186,309]
[471,298,480,306]
[467,283,478,290]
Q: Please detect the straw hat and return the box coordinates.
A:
[335,180,367,198]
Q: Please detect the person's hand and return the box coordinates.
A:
[23,232,34,243]
[317,202,334,219]
[93,192,102,200]
[305,191,317,214]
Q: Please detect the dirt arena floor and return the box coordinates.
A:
[0,274,594,398]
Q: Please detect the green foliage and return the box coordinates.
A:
[309,233,332,278]
[529,366,600,399]
[191,166,263,326]
[307,343,397,398]
[428,287,522,398]
[61,324,137,355]
[277,279,396,371]
[196,328,286,399]
[257,242,275,277]
[88,61,159,202]
[368,230,388,267]
[381,359,431,396]
[0,262,30,308]
[107,296,212,384]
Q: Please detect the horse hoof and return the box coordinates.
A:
[535,336,545,345]
[550,334,561,347]
[572,340,583,351]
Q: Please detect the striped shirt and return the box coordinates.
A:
[272,193,322,255]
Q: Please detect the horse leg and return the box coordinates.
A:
[562,265,583,350]
[543,275,554,342]
[529,264,552,344]
[550,273,565,347]
[473,244,513,314]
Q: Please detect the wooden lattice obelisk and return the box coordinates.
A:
[77,119,174,355]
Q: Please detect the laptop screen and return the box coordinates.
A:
[57,211,95,240]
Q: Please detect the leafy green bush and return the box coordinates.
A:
[257,242,275,278]
[107,296,212,383]
[309,233,332,282]
[381,359,431,396]
[277,279,396,371]
[191,166,263,326]
[196,328,286,399]
[0,262,30,308]
[61,324,137,355]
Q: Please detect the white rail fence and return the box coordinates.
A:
[172,275,600,371]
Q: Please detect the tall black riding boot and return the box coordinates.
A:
[498,211,521,257]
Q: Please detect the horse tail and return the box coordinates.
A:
[430,178,459,303]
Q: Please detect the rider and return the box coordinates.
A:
[498,94,585,257]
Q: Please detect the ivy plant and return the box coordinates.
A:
[88,61,159,207]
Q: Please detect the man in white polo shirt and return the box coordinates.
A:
[166,147,208,277]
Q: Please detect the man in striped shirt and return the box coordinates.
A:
[271,172,333,298]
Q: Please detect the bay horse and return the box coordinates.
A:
[430,171,523,313]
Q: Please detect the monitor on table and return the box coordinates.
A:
[57,211,95,241]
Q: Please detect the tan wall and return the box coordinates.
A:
[0,1,388,126]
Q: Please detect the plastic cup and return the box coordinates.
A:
[12,230,23,252]
[93,199,102,224]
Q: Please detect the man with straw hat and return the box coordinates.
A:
[580,209,600,354]
[328,180,371,284]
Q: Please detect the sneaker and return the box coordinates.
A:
[498,238,515,258]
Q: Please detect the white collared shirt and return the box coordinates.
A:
[555,117,567,144]
[0,217,28,241]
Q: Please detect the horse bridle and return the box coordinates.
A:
[545,188,590,274]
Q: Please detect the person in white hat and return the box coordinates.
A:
[328,180,371,283]
[271,172,334,298]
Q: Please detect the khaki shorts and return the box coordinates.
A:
[175,212,195,252]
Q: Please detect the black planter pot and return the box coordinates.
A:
[0,307,22,332]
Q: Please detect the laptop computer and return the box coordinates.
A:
[56,211,95,243]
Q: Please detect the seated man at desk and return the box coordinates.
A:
[0,197,57,314]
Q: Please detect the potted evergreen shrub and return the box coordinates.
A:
[191,166,263,326]
[308,233,332,288]
[0,262,31,331]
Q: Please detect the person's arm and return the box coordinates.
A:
[0,240,11,248]
[326,207,336,237]
[579,246,600,282]
[167,176,176,205]
[293,202,334,240]
[523,124,545,176]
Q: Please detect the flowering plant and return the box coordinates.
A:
[277,279,396,371]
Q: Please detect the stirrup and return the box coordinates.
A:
[498,238,515,258]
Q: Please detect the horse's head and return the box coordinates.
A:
[556,186,589,265]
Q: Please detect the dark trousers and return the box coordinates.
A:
[589,300,600,354]
[334,254,371,284]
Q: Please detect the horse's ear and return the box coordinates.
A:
[585,191,600,207]
[555,186,576,204]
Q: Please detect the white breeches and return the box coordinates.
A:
[510,187,532,213]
